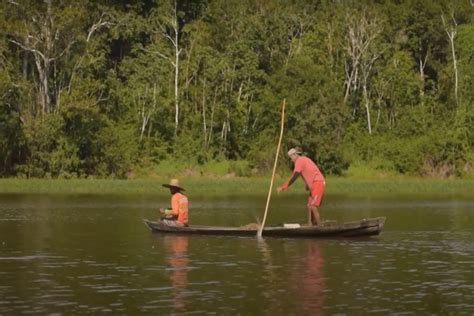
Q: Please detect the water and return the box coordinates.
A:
[0,193,473,315]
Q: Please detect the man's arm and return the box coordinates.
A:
[287,172,300,186]
[277,172,301,192]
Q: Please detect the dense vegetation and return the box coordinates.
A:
[0,0,472,179]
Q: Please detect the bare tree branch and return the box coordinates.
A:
[9,39,47,61]
[87,14,114,42]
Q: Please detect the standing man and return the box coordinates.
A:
[277,148,326,226]
[160,179,189,227]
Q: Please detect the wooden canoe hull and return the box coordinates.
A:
[143,217,386,238]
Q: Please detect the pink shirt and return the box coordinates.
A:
[294,156,325,187]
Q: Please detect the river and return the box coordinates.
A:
[0,193,473,314]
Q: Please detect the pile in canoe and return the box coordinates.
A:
[143,217,386,238]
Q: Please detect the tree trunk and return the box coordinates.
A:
[449,34,458,107]
[202,81,207,145]
[442,14,458,106]
[418,54,427,97]
[34,54,50,114]
[207,85,218,150]
[363,83,372,134]
[173,0,180,135]
[174,33,179,135]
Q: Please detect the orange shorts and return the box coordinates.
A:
[307,180,325,207]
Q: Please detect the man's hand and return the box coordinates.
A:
[277,183,288,193]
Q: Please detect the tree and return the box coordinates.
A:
[147,0,183,136]
[4,0,88,114]
[343,7,384,134]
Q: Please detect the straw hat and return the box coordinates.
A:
[162,178,185,191]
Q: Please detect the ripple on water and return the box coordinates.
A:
[0,255,65,261]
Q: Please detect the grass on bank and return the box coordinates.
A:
[2,159,473,196]
[0,177,473,197]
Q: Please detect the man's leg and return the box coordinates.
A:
[308,196,320,226]
[161,216,180,226]
[311,205,321,226]
[309,181,325,226]
[307,206,312,226]
[307,205,320,226]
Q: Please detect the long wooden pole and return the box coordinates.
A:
[257,99,286,238]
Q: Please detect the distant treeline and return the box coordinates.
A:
[0,0,472,178]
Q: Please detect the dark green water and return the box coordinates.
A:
[1,193,473,315]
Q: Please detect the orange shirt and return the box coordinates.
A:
[170,192,189,224]
[294,156,325,187]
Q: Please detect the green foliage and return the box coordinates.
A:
[0,0,472,178]
[0,103,23,175]
[457,23,474,115]
[91,121,139,178]
[173,131,206,164]
[17,113,65,177]
[343,105,470,177]
[246,129,280,173]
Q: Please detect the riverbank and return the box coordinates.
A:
[0,177,472,197]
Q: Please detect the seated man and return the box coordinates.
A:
[160,179,189,227]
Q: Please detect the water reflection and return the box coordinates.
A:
[257,239,326,315]
[163,235,189,313]
[257,239,277,300]
[295,241,325,314]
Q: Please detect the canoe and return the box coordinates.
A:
[143,217,386,238]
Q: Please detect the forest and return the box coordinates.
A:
[0,0,472,179]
